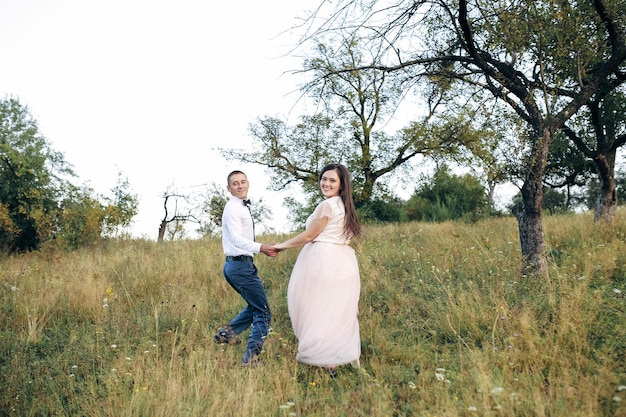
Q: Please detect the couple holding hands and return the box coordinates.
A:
[215,164,362,376]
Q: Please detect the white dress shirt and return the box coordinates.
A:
[222,195,262,257]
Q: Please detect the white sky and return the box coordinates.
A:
[0,0,327,238]
[1,0,523,240]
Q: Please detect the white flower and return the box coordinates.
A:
[491,386,504,395]
[617,385,626,392]
[435,372,445,381]
[468,406,478,412]
[613,288,622,294]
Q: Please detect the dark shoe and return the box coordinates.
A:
[241,357,262,368]
[213,325,241,345]
[241,350,261,367]
[323,367,338,378]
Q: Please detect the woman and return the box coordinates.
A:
[274,163,362,377]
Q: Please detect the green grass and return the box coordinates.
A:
[1,211,625,416]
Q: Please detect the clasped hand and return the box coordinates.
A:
[260,243,283,257]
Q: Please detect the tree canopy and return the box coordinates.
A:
[295,0,626,276]
[220,36,481,223]
[0,96,138,253]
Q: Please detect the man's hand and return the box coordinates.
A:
[260,243,279,257]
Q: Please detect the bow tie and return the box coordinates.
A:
[243,199,251,207]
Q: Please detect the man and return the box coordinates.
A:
[214,170,278,366]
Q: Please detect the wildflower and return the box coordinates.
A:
[613,397,621,402]
[613,288,622,294]
[435,372,445,381]
[468,406,478,412]
[309,381,317,387]
[617,385,626,392]
[491,386,504,395]
[71,365,78,370]
[111,344,117,349]
[408,381,416,389]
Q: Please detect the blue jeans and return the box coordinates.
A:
[223,260,271,359]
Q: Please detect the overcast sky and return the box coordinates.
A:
[0,0,326,238]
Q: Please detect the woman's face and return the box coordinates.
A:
[320,169,341,198]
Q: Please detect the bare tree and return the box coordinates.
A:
[157,192,202,242]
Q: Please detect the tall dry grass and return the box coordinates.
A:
[0,211,625,416]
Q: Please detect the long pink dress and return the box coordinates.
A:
[287,196,361,367]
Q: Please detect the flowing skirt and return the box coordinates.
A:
[287,241,360,367]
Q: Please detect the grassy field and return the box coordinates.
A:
[0,211,625,416]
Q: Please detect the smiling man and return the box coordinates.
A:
[214,170,278,367]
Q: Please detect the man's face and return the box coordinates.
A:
[227,173,249,200]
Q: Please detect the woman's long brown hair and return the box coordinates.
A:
[319,163,362,239]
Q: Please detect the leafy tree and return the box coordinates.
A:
[544,132,596,210]
[198,183,228,237]
[221,37,475,223]
[1,97,139,252]
[302,0,626,276]
[509,187,570,216]
[101,171,138,238]
[406,165,488,222]
[562,88,626,222]
[55,184,104,249]
[616,170,626,205]
[357,195,403,223]
[0,97,73,252]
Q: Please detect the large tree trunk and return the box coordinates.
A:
[593,150,617,223]
[515,129,551,277]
